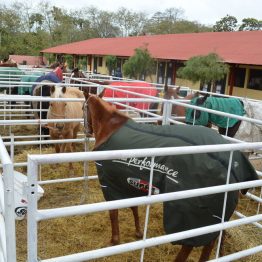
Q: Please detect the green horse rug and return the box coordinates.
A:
[94,119,258,247]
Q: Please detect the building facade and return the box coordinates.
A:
[41,31,262,99]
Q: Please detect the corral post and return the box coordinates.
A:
[27,156,39,262]
[0,137,16,262]
[162,101,172,125]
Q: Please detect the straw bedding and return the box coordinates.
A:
[12,148,261,261]
[1,125,261,261]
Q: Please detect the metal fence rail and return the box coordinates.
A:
[1,77,262,261]
[0,137,16,262]
[27,142,262,262]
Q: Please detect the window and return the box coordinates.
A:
[98,57,103,67]
[248,69,262,90]
[117,59,122,68]
[234,68,246,88]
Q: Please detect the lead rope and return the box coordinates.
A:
[80,101,90,204]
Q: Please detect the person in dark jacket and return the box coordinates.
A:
[31,69,62,95]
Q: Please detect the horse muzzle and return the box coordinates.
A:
[55,123,65,131]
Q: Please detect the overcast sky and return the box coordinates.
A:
[2,0,262,25]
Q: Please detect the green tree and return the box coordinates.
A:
[29,13,44,32]
[213,15,238,32]
[172,20,212,33]
[105,55,117,75]
[239,18,262,31]
[0,4,23,58]
[143,8,211,34]
[144,8,184,34]
[177,53,229,92]
[114,8,147,37]
[84,7,119,38]
[123,45,155,80]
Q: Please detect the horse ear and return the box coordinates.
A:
[98,88,106,98]
[164,87,177,99]
[192,91,200,98]
[175,86,180,94]
[50,85,55,94]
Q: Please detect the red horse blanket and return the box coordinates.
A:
[105,81,157,110]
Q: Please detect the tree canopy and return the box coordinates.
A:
[0,2,212,59]
[177,53,229,91]
[213,15,262,32]
[105,55,117,75]
[0,1,261,60]
[123,46,155,80]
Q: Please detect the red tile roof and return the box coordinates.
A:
[9,55,47,66]
[41,31,262,66]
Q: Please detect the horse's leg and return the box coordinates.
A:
[72,124,79,152]
[63,131,74,172]
[60,140,66,153]
[198,239,216,262]
[41,105,49,140]
[130,206,143,238]
[109,209,120,245]
[55,144,61,153]
[50,131,60,153]
[174,245,193,262]
[216,231,226,258]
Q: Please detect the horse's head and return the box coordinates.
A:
[72,67,86,78]
[47,85,68,131]
[83,89,129,148]
[70,68,87,84]
[164,86,181,100]
[164,87,199,118]
[185,94,210,126]
[83,89,105,137]
[71,68,80,78]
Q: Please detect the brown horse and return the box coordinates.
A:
[47,86,84,170]
[82,90,258,261]
[163,87,197,118]
[158,86,198,125]
[70,68,87,85]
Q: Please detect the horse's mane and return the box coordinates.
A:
[89,94,129,118]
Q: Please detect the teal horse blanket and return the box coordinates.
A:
[18,72,44,95]
[95,119,257,246]
[185,97,245,128]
